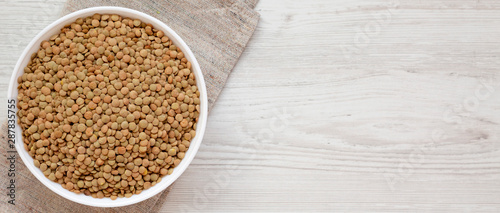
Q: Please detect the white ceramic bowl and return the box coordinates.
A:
[7,6,207,207]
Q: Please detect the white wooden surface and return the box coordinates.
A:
[2,0,500,212]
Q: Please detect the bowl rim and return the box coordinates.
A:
[7,6,208,207]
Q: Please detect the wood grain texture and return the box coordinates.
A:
[2,0,500,212]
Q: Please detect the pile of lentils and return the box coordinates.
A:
[16,13,200,199]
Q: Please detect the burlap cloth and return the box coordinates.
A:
[1,0,259,212]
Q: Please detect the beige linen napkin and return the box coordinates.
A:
[1,0,259,212]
